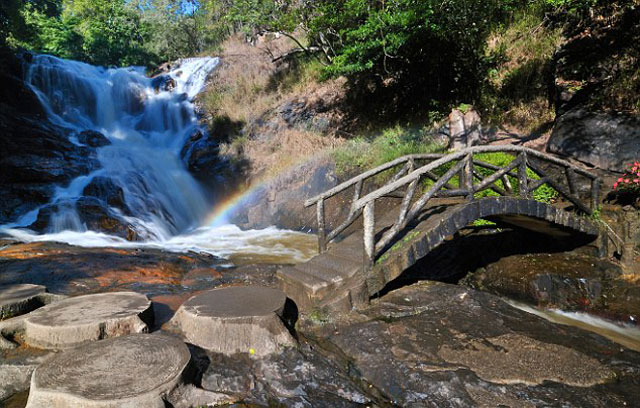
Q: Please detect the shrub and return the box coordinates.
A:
[613,161,640,197]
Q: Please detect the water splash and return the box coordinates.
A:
[508,300,640,352]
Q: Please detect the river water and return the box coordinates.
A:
[0,55,316,264]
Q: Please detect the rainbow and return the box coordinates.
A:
[203,154,325,227]
[204,183,263,226]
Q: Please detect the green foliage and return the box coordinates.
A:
[308,0,522,113]
[472,219,497,227]
[333,124,446,176]
[471,152,558,203]
[5,0,229,67]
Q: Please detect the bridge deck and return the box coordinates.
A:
[277,197,600,312]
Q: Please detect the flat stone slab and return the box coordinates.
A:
[23,292,152,349]
[0,284,47,320]
[170,286,295,356]
[26,333,190,408]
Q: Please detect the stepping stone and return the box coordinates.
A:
[25,333,190,408]
[0,284,48,320]
[22,292,152,349]
[170,286,296,356]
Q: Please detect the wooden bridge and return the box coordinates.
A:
[277,146,615,312]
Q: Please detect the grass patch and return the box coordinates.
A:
[482,3,563,133]
[472,219,497,227]
[333,124,447,177]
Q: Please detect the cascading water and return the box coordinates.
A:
[1,55,317,264]
[20,55,216,239]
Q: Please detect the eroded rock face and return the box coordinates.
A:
[82,176,128,211]
[548,108,640,172]
[0,51,100,225]
[302,282,640,407]
[230,155,339,230]
[461,248,640,322]
[180,129,233,197]
[29,197,136,240]
[200,346,372,407]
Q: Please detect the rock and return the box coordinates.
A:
[165,384,234,408]
[77,130,110,147]
[231,155,339,230]
[0,284,47,320]
[438,332,613,386]
[304,281,640,407]
[0,111,99,224]
[151,74,176,93]
[169,286,296,356]
[548,108,640,172]
[461,248,640,322]
[22,292,152,349]
[200,346,371,407]
[82,176,127,211]
[0,352,51,402]
[0,241,230,301]
[25,333,190,408]
[180,129,231,195]
[448,107,482,151]
[29,197,137,240]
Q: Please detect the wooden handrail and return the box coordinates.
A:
[305,146,600,263]
[303,153,444,207]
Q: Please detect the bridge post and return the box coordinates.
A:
[363,201,375,271]
[464,153,474,201]
[518,152,529,198]
[591,178,601,211]
[316,199,327,253]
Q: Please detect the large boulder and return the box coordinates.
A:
[548,108,640,172]
[30,197,137,241]
[0,111,100,224]
[448,107,483,150]
[77,130,110,148]
[230,155,339,231]
[151,74,176,93]
[82,176,127,211]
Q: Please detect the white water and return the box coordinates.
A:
[508,300,640,352]
[0,55,317,264]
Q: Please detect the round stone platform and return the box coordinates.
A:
[25,333,190,408]
[170,286,296,356]
[23,292,152,349]
[0,284,47,320]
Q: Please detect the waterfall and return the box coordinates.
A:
[1,54,317,264]
[21,55,220,239]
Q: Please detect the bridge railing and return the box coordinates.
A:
[305,146,601,268]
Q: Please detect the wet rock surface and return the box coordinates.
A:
[77,130,110,148]
[0,51,100,226]
[199,345,372,407]
[303,281,640,407]
[461,247,640,322]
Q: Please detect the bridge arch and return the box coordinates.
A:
[365,197,599,296]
